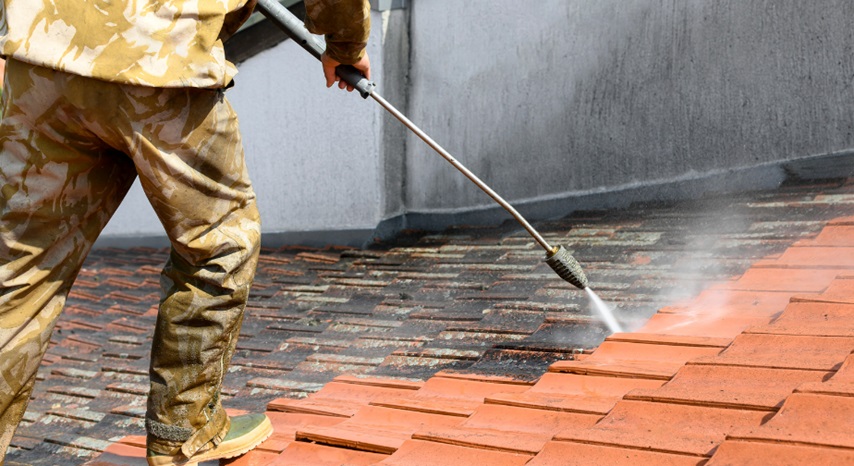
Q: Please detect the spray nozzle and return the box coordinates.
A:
[545,245,589,290]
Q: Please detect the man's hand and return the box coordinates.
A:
[321,53,371,92]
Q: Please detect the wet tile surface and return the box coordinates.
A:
[7,177,854,465]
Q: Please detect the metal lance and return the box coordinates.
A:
[255,0,589,290]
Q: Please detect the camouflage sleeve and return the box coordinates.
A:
[304,0,371,64]
[222,0,259,42]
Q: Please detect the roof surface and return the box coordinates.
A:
[6,176,854,465]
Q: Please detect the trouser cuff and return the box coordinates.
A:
[146,407,229,458]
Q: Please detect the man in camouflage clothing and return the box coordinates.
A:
[0,0,371,464]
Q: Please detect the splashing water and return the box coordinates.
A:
[585,287,623,334]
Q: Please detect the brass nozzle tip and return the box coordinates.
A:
[544,245,589,290]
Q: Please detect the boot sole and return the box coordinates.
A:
[147,416,273,466]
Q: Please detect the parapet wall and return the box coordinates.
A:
[404,0,854,215]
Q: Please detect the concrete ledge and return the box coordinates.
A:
[93,149,853,250]
[373,150,854,244]
[93,228,378,250]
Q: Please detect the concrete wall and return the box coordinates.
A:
[99,0,854,247]
[405,0,854,218]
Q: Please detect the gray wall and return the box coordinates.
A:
[100,10,401,247]
[98,0,854,247]
[405,0,854,216]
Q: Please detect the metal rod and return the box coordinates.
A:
[370,92,554,253]
[254,0,554,253]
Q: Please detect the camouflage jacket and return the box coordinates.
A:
[0,0,370,88]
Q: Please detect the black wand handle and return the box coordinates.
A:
[255,0,376,98]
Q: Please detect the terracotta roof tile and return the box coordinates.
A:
[692,333,854,371]
[376,439,531,466]
[413,404,601,455]
[267,376,422,417]
[706,441,854,466]
[10,177,854,465]
[264,442,386,466]
[528,441,705,466]
[625,365,830,410]
[796,351,854,396]
[719,268,850,292]
[367,375,530,417]
[754,246,854,268]
[83,441,148,466]
[794,224,854,246]
[484,372,664,414]
[792,277,854,304]
[294,406,466,454]
[747,302,854,337]
[549,339,723,379]
[725,393,854,448]
[554,400,769,456]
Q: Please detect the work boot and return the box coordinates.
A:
[147,413,273,466]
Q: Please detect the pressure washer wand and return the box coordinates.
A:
[255,0,589,290]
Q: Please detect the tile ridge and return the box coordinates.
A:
[411,428,542,456]
[604,333,731,348]
[723,435,854,452]
[368,398,473,418]
[432,371,535,386]
[548,438,708,459]
[622,392,779,412]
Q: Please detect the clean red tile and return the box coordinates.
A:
[266,376,424,418]
[413,426,551,455]
[485,372,664,414]
[795,352,854,396]
[271,441,387,465]
[792,277,854,304]
[116,436,146,448]
[84,442,147,466]
[369,376,529,417]
[555,400,769,456]
[266,398,359,418]
[728,393,854,448]
[720,268,845,293]
[829,216,854,226]
[295,406,465,454]
[627,365,831,410]
[220,449,279,466]
[377,439,531,466]
[431,371,535,386]
[748,302,854,337]
[414,404,601,455]
[332,375,424,391]
[753,246,854,268]
[707,440,854,465]
[637,290,794,338]
[794,225,854,246]
[667,290,795,317]
[697,333,854,371]
[638,313,773,339]
[521,371,665,397]
[257,412,345,453]
[527,440,705,466]
[550,340,722,380]
[605,332,732,348]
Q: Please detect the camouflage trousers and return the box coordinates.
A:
[0,59,261,461]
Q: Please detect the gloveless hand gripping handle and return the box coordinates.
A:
[255,0,376,98]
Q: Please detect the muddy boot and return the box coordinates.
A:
[146,413,272,466]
